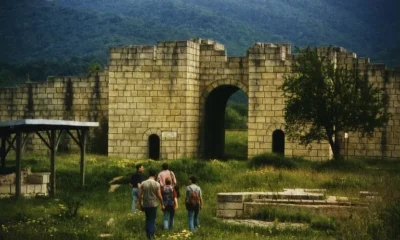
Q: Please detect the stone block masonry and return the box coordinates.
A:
[0,169,50,198]
[0,72,108,153]
[217,189,368,219]
[0,38,399,160]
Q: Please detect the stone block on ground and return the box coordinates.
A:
[218,193,245,203]
[216,209,240,218]
[0,185,11,194]
[0,173,15,185]
[26,173,50,184]
[217,202,244,210]
[109,184,120,193]
[359,191,379,199]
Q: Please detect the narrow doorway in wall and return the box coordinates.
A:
[272,130,285,155]
[148,134,160,160]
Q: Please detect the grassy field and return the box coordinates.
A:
[224,130,248,160]
[0,132,399,239]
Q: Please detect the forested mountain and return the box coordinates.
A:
[0,0,399,84]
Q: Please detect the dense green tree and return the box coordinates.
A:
[225,104,248,129]
[0,69,17,87]
[2,0,399,65]
[0,56,106,87]
[88,62,103,75]
[281,47,390,160]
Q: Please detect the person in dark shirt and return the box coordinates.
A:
[129,164,145,213]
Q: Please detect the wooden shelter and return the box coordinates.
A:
[0,119,99,198]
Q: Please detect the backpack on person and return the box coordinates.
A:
[186,186,200,209]
[169,171,180,198]
[162,186,174,207]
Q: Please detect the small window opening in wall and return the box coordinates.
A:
[272,130,285,155]
[148,134,160,160]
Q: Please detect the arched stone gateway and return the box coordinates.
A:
[200,80,248,159]
[0,38,399,160]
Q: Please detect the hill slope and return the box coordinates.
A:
[54,0,400,59]
[0,0,399,84]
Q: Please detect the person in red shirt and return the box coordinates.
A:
[157,163,177,188]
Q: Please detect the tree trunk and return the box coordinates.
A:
[333,131,343,160]
[327,132,341,160]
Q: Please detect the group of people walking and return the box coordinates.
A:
[129,163,203,240]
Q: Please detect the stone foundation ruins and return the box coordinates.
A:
[217,189,372,220]
[0,168,49,198]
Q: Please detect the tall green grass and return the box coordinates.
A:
[224,130,248,160]
[253,206,337,231]
[0,153,399,239]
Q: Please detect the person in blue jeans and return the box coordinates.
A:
[185,176,203,232]
[129,164,144,212]
[162,177,179,230]
[138,168,164,240]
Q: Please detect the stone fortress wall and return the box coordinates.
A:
[0,73,108,153]
[0,38,399,160]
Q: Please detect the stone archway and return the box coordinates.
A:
[200,80,248,159]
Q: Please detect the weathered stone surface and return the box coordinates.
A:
[0,173,15,186]
[26,173,50,184]
[0,185,11,194]
[217,202,244,210]
[217,193,245,203]
[359,191,379,199]
[222,219,307,229]
[0,170,49,197]
[0,39,399,161]
[216,209,239,218]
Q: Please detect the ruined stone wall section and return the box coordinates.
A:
[0,73,109,152]
[247,43,331,160]
[334,51,400,159]
[196,38,249,91]
[180,41,201,159]
[196,38,249,158]
[1,39,398,160]
[108,41,201,159]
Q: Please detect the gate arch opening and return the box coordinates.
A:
[272,130,285,155]
[148,134,160,160]
[201,85,248,159]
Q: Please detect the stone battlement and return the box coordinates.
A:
[0,38,399,160]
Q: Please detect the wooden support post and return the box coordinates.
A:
[50,130,56,197]
[1,136,6,168]
[80,129,87,187]
[15,132,22,198]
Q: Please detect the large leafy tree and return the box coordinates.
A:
[281,47,389,160]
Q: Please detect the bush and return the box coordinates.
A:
[249,153,298,169]
[316,158,366,172]
[380,199,400,239]
[224,130,248,160]
[310,216,336,231]
[253,206,336,231]
[169,159,223,184]
[225,106,248,129]
[253,207,311,223]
